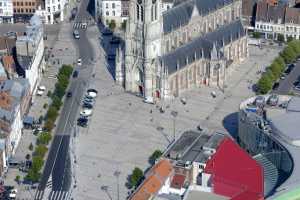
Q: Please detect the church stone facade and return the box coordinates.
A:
[116,0,248,102]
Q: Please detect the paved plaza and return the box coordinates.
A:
[72,25,283,200]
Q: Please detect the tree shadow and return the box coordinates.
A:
[222,112,239,139]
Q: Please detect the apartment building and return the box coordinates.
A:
[12,0,42,22]
[44,0,66,24]
[0,79,30,160]
[15,14,45,95]
[0,0,13,23]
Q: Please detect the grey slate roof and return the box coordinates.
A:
[163,0,234,33]
[161,20,245,74]
[0,79,29,123]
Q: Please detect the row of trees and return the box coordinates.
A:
[257,40,300,94]
[25,65,73,182]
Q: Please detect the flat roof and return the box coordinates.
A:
[270,112,300,140]
[184,190,229,200]
[164,130,227,164]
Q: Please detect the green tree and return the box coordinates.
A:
[37,132,52,145]
[287,36,294,43]
[109,20,116,31]
[269,62,282,79]
[44,119,55,131]
[54,83,66,99]
[34,145,48,158]
[258,74,273,94]
[265,70,276,82]
[281,46,297,63]
[252,32,261,39]
[274,56,285,69]
[130,167,144,188]
[15,175,21,183]
[288,40,300,55]
[46,106,58,120]
[277,34,285,42]
[59,65,73,78]
[31,156,44,172]
[52,96,63,110]
[26,169,41,182]
[149,150,163,165]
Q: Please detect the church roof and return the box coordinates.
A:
[163,0,234,33]
[161,20,245,75]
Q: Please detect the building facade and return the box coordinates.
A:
[15,14,45,96]
[96,0,130,27]
[0,0,13,23]
[0,79,30,161]
[44,0,66,24]
[117,0,248,102]
[255,1,300,40]
[12,0,42,22]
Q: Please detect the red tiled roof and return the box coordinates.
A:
[170,174,185,189]
[130,159,173,200]
[1,55,15,71]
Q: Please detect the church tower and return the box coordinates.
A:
[143,0,163,102]
[123,0,163,101]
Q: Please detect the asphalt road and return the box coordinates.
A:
[274,60,300,95]
[35,0,95,199]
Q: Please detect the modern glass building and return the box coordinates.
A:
[238,95,300,199]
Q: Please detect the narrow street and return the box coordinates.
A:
[34,0,96,199]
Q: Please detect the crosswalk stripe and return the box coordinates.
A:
[34,190,44,200]
[73,22,88,30]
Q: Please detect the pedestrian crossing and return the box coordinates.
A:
[48,190,71,200]
[73,22,88,30]
[34,190,71,200]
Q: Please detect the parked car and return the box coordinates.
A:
[82,102,93,109]
[86,91,97,98]
[255,96,265,107]
[87,88,98,93]
[272,82,280,90]
[295,84,300,91]
[77,117,88,127]
[36,90,44,96]
[83,97,94,104]
[80,109,93,117]
[268,94,278,106]
[77,58,82,66]
[73,70,79,78]
[280,75,285,80]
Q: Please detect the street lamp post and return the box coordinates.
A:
[114,170,121,200]
[171,111,178,142]
[101,185,113,200]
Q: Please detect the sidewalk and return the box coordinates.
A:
[3,10,78,200]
